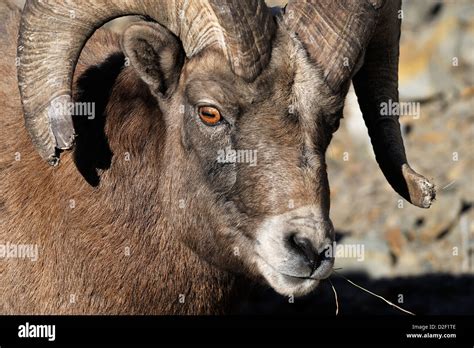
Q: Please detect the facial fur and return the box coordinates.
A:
[140,25,345,297]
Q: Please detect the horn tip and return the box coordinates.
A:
[47,155,60,167]
[402,164,436,208]
[39,147,61,167]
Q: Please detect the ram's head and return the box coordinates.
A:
[17,0,434,296]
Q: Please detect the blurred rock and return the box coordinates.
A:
[385,227,406,258]
[399,0,474,100]
[329,89,473,278]
[335,232,393,278]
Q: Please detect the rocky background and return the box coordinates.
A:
[329,0,474,280]
[8,0,474,315]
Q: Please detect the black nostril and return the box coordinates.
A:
[288,234,332,274]
[288,234,319,269]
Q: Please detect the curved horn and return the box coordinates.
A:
[284,0,435,208]
[17,0,275,165]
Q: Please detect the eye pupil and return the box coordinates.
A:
[199,106,222,126]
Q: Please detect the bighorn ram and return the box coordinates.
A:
[0,0,435,314]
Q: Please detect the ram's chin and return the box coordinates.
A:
[256,258,320,297]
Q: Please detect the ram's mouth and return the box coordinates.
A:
[251,206,336,297]
[255,254,324,297]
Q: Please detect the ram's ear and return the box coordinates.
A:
[122,22,185,97]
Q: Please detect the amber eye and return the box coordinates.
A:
[198,106,222,126]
